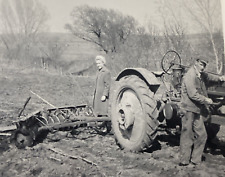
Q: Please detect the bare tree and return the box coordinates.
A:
[0,0,49,60]
[65,5,137,53]
[183,0,223,73]
[107,24,164,74]
[37,35,68,71]
[158,0,191,59]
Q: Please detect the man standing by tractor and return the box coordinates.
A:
[179,57,225,167]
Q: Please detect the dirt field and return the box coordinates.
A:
[0,68,225,177]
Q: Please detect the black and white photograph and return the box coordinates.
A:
[0,0,225,176]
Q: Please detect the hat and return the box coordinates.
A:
[196,57,208,66]
[95,55,106,64]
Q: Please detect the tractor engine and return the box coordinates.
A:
[161,67,184,128]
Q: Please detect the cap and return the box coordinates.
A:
[196,57,208,66]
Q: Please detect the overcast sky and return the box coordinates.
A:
[38,0,224,34]
[39,0,164,33]
[0,0,224,34]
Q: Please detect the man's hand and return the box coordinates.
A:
[205,97,213,104]
[219,75,225,81]
[101,95,106,102]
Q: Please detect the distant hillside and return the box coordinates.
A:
[0,32,223,75]
[38,32,105,74]
[39,32,102,61]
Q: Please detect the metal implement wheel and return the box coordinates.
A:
[111,75,159,152]
[161,50,181,75]
[205,123,220,141]
[14,131,33,149]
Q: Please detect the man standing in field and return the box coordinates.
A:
[179,57,225,167]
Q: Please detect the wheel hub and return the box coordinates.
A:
[117,90,142,132]
[118,105,135,130]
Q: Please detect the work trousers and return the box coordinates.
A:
[180,111,207,164]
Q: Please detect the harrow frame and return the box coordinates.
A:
[11,104,110,148]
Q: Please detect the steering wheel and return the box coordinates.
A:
[161,50,181,75]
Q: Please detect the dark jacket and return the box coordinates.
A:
[93,66,111,116]
[181,66,221,114]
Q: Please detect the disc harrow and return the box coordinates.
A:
[12,104,110,148]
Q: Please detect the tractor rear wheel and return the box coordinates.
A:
[111,75,159,152]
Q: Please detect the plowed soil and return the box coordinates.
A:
[0,68,225,177]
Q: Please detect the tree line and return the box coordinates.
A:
[0,0,66,71]
[0,0,223,74]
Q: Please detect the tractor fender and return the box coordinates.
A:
[115,68,161,93]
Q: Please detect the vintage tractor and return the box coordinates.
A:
[111,50,225,152]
